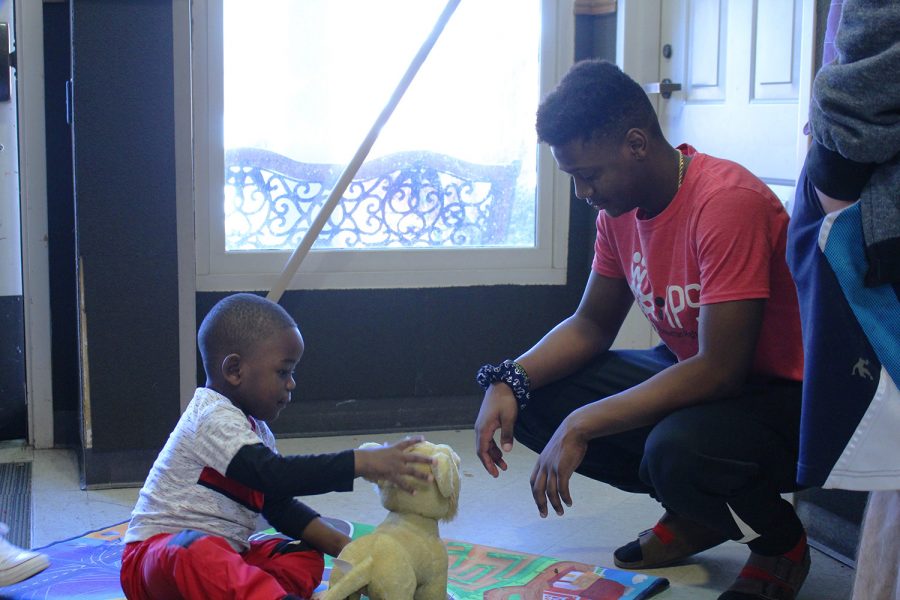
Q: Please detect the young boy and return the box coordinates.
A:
[120,293,434,600]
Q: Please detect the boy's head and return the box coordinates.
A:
[198,293,303,421]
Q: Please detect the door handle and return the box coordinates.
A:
[1,22,14,103]
[642,78,681,99]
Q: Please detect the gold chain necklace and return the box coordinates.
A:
[676,149,685,190]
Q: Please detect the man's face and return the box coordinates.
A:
[234,327,304,422]
[551,136,641,218]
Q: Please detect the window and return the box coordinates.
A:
[193,0,574,290]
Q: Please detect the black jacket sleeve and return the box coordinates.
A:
[805,140,878,201]
[261,495,320,541]
[225,443,355,498]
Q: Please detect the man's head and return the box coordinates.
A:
[536,60,671,217]
[536,59,660,147]
[198,293,303,421]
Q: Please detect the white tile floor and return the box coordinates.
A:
[5,429,854,599]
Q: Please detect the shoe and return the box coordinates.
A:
[718,536,810,600]
[0,524,50,587]
[613,511,728,569]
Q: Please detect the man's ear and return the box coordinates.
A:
[221,353,242,386]
[624,128,648,159]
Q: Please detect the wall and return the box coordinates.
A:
[68,2,614,486]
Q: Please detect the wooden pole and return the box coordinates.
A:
[267,0,462,302]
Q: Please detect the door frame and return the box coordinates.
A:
[615,0,817,185]
[16,0,53,449]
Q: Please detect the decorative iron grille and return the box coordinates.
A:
[224,148,521,251]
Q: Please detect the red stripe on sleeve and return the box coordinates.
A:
[198,466,265,512]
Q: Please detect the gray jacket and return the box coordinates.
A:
[806,0,900,285]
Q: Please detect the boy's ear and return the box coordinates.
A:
[221,353,242,386]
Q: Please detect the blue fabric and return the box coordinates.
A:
[822,204,900,382]
[786,171,881,487]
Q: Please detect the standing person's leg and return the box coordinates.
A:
[0,522,50,586]
[635,378,809,599]
[514,345,676,494]
[852,490,900,600]
[243,534,325,599]
[120,530,294,600]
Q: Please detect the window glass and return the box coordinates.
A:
[223,0,540,252]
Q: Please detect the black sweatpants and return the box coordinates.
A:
[514,345,805,548]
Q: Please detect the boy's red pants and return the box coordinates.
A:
[120,530,324,600]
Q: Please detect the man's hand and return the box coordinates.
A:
[354,437,434,494]
[529,416,588,518]
[474,384,519,477]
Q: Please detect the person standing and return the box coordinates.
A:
[787,1,900,597]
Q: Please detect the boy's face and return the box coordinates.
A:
[231,326,304,422]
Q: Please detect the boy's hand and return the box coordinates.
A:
[354,436,435,494]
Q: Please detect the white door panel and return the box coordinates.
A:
[659,0,806,183]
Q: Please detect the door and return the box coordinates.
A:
[0,1,26,442]
[657,0,812,206]
[611,0,815,350]
[619,0,815,207]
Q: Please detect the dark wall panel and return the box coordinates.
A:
[71,0,181,484]
[0,296,26,441]
[44,1,79,447]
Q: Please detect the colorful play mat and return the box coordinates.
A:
[0,519,668,599]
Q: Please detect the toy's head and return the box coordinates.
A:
[361,440,461,522]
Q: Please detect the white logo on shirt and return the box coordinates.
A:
[629,251,700,331]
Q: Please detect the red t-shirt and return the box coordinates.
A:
[592,145,803,381]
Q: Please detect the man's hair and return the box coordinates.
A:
[536,59,661,147]
[198,293,297,379]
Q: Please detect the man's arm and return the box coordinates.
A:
[530,297,765,517]
[570,297,764,435]
[518,271,636,388]
[474,272,634,476]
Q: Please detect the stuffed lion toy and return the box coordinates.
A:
[323,440,461,600]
